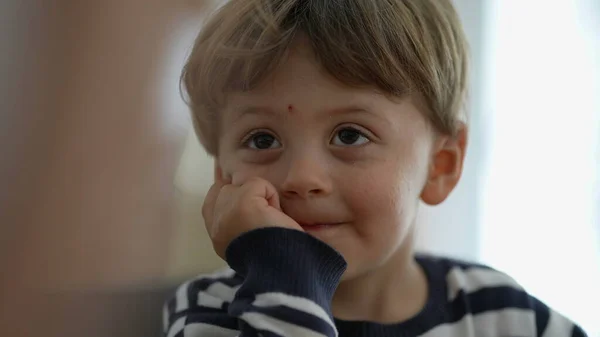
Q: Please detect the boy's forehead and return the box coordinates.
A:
[225,70,384,117]
[242,40,361,97]
[221,41,421,125]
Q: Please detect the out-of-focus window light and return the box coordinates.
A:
[480,0,600,335]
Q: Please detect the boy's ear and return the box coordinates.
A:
[420,125,468,205]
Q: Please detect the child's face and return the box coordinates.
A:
[217,42,437,279]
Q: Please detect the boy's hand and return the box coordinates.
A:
[202,175,303,259]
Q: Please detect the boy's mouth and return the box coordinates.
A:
[298,222,344,231]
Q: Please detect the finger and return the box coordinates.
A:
[242,177,281,210]
[263,180,281,210]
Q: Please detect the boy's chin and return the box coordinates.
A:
[337,262,375,283]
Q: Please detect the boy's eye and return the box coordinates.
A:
[245,132,281,150]
[331,127,370,146]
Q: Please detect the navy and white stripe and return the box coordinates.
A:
[165,268,337,337]
[164,228,588,337]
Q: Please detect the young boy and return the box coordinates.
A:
[164,0,587,336]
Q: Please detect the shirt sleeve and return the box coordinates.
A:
[163,227,347,337]
[529,295,588,337]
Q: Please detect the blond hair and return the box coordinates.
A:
[182,0,469,155]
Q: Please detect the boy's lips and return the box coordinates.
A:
[282,207,349,231]
[297,222,345,231]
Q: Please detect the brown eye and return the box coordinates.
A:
[332,127,370,146]
[245,132,281,150]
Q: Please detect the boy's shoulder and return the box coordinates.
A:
[415,253,522,293]
[416,253,527,305]
[416,253,524,302]
[415,254,587,336]
[416,253,533,308]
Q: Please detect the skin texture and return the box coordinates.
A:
[203,39,467,323]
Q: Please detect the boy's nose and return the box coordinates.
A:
[280,155,333,199]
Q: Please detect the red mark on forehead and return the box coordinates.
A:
[287,104,294,114]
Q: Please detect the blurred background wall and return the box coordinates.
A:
[478,1,600,334]
[1,0,598,336]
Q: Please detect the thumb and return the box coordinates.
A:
[261,180,282,211]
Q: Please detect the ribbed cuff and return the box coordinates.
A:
[226,227,347,305]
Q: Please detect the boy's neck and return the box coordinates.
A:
[331,233,428,324]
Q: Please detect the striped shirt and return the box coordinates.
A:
[163,228,587,337]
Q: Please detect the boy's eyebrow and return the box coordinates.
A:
[232,104,387,122]
[325,106,384,120]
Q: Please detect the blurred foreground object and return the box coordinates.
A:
[0,0,209,336]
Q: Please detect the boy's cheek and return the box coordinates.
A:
[221,157,278,186]
[229,163,285,188]
[230,169,267,186]
[231,171,247,186]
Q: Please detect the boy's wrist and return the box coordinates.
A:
[226,227,347,302]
